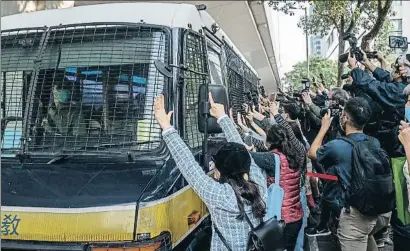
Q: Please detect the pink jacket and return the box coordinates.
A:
[267,150,303,224]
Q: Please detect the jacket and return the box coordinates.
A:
[268,149,303,224]
[351,67,407,157]
[162,115,267,251]
[251,115,305,224]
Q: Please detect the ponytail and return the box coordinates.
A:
[223,173,266,220]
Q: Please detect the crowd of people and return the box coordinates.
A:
[153,51,410,251]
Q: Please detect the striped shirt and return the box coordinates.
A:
[162,115,268,251]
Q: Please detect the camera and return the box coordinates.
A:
[320,103,341,118]
[339,33,377,63]
[389,35,410,83]
[293,78,310,98]
[341,73,350,80]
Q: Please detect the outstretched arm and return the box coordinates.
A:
[155,95,226,206]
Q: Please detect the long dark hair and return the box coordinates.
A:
[266,124,303,170]
[287,120,305,146]
[221,173,266,220]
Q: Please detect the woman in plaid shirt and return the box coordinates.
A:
[154,94,268,251]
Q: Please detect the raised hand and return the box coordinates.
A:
[154,95,173,130]
[209,92,226,119]
[302,92,312,105]
[269,101,279,116]
[399,127,410,146]
[237,112,249,132]
[320,110,334,132]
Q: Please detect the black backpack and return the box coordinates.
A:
[340,136,395,216]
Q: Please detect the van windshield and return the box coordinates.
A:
[1,25,170,156]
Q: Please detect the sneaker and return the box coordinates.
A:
[306,228,331,237]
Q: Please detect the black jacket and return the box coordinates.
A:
[350,67,407,157]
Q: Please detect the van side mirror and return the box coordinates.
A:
[198,84,229,134]
[154,60,173,78]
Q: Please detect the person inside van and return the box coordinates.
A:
[153,94,267,251]
[43,72,86,137]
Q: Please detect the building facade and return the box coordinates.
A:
[310,35,324,57]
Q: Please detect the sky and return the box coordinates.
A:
[275,9,307,78]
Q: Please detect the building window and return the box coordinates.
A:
[391,19,403,32]
[390,31,403,37]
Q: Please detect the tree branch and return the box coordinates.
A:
[360,0,393,50]
[346,0,368,33]
[314,7,340,34]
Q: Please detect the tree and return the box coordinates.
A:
[373,18,393,55]
[284,56,338,90]
[269,0,394,86]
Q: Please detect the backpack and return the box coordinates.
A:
[340,136,395,216]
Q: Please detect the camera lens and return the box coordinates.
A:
[339,52,349,63]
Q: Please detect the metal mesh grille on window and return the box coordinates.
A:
[225,44,245,120]
[1,28,46,154]
[224,43,259,121]
[22,24,169,155]
[183,31,208,149]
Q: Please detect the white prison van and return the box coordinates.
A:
[1,3,261,250]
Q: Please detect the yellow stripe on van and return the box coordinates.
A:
[0,209,135,241]
[1,186,208,245]
[136,186,208,246]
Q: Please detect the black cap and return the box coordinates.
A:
[214,142,251,176]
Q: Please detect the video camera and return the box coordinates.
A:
[321,103,341,118]
[339,33,377,63]
[293,78,310,98]
[389,35,410,83]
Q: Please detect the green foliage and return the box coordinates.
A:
[284,56,338,90]
[269,0,394,39]
[373,18,393,55]
[270,0,394,86]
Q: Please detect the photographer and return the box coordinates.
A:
[300,92,322,143]
[348,52,409,157]
[303,88,349,144]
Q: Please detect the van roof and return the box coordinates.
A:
[2,3,202,31]
[1,2,258,76]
